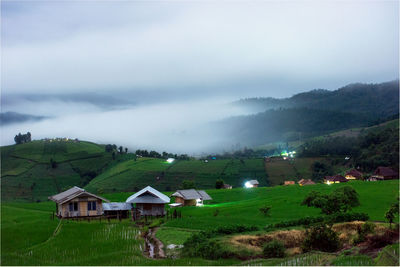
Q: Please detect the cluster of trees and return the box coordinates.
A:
[14,132,32,144]
[135,149,190,160]
[105,144,128,154]
[301,186,360,215]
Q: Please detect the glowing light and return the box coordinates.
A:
[166,158,175,163]
[196,199,203,206]
[245,181,252,188]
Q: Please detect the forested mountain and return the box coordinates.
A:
[235,80,399,116]
[222,80,399,146]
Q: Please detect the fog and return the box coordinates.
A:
[1,1,398,153]
[0,97,250,154]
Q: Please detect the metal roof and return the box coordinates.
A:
[126,186,170,204]
[171,189,212,201]
[48,186,109,204]
[248,180,259,185]
[103,202,131,211]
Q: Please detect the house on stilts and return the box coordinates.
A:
[126,186,170,219]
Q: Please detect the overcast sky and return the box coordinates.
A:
[1,0,399,152]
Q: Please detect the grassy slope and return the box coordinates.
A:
[85,158,267,194]
[1,140,113,201]
[161,180,399,231]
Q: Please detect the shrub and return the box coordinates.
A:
[259,205,272,216]
[263,240,285,258]
[353,222,375,245]
[302,224,341,252]
[183,233,229,259]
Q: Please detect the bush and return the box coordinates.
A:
[354,222,375,245]
[263,240,285,258]
[183,233,229,259]
[302,224,341,252]
[259,205,272,216]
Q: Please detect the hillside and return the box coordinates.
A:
[235,80,399,116]
[1,140,114,202]
[224,81,399,146]
[85,158,267,194]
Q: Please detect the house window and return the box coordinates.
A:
[88,201,97,211]
[69,202,78,211]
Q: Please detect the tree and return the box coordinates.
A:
[302,186,360,215]
[181,180,195,189]
[125,147,128,153]
[302,223,341,252]
[385,198,399,228]
[215,179,224,189]
[119,146,123,154]
[112,151,116,160]
[50,158,57,169]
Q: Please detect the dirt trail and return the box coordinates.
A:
[143,227,165,259]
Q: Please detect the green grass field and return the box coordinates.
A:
[1,180,398,265]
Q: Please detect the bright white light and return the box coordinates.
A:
[166,158,175,163]
[245,182,252,188]
[196,199,203,206]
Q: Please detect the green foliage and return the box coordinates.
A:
[266,212,369,230]
[302,186,360,215]
[385,198,399,228]
[353,222,375,244]
[311,161,333,181]
[331,255,374,266]
[215,179,224,189]
[263,240,285,258]
[14,132,32,145]
[375,243,399,266]
[302,224,341,252]
[259,205,272,216]
[183,233,228,260]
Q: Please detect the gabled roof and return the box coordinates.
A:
[248,180,259,185]
[374,167,398,176]
[103,202,131,211]
[126,186,170,204]
[48,186,109,204]
[298,179,315,185]
[171,189,212,200]
[345,169,363,177]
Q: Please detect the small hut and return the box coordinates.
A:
[284,181,295,186]
[126,186,170,217]
[324,175,348,184]
[245,180,259,188]
[345,169,363,180]
[371,167,399,180]
[48,186,109,218]
[222,184,233,189]
[103,202,131,219]
[298,179,316,186]
[171,189,212,206]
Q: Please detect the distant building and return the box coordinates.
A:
[324,175,348,184]
[298,179,316,186]
[49,186,109,218]
[103,202,131,219]
[171,189,212,206]
[126,186,170,218]
[222,184,232,189]
[284,181,295,186]
[371,167,399,180]
[245,180,259,188]
[345,169,363,180]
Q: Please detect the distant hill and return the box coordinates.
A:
[223,80,399,146]
[234,80,399,116]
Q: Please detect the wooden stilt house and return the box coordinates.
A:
[49,186,109,218]
[126,186,170,218]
